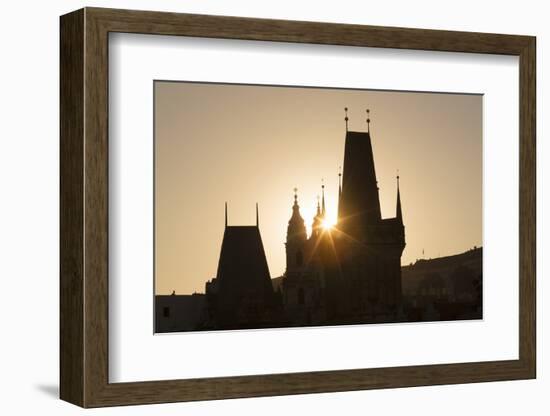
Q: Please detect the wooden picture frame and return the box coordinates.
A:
[60,7,536,408]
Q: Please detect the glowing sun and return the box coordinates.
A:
[321,219,335,230]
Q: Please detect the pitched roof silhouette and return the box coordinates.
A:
[213,225,280,328]
[216,226,273,296]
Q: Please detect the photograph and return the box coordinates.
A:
[154,81,483,333]
[53,5,537,410]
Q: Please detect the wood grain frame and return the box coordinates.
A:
[60,7,536,408]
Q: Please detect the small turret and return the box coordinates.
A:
[396,173,403,223]
[311,195,323,238]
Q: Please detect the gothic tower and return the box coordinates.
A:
[333,108,406,318]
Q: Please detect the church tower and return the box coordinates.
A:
[285,188,307,275]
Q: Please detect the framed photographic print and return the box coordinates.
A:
[60,7,536,408]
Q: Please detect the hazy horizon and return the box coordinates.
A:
[155,81,482,295]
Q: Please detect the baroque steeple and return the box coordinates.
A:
[287,188,307,243]
[286,188,307,274]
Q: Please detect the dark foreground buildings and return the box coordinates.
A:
[155,111,482,332]
[202,206,283,330]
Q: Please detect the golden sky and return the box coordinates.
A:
[155,81,482,295]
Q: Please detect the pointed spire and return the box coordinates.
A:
[312,195,322,238]
[344,107,349,131]
[337,167,342,224]
[290,188,303,219]
[396,171,403,223]
[338,166,342,199]
[256,202,259,227]
[316,195,321,216]
[321,179,326,218]
[366,108,371,133]
[225,202,228,227]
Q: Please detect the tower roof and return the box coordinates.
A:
[214,224,279,328]
[337,130,382,238]
[216,226,273,293]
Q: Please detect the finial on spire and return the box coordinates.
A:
[366,108,371,133]
[344,107,349,131]
[256,202,259,227]
[321,179,326,217]
[293,187,298,205]
[225,202,228,227]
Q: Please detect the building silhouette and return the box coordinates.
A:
[202,204,283,330]
[155,109,482,332]
[282,109,405,325]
